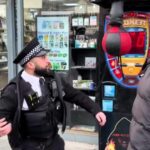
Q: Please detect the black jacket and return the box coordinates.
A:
[128,66,150,150]
[0,71,101,148]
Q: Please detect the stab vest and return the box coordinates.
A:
[21,90,58,138]
[2,70,67,148]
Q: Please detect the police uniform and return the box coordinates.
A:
[0,38,101,150]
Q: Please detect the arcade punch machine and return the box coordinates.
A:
[90,0,150,150]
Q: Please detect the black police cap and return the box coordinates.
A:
[13,37,49,66]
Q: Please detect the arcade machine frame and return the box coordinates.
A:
[90,0,150,150]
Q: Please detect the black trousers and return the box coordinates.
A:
[13,134,65,150]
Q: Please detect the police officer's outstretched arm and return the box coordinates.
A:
[95,111,106,126]
[62,79,106,126]
[0,84,17,136]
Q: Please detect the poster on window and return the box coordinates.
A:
[100,113,131,150]
[36,16,69,70]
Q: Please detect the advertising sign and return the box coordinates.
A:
[37,16,69,70]
[101,113,131,150]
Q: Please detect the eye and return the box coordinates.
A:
[41,55,46,59]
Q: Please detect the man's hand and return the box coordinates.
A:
[0,118,12,136]
[95,112,106,126]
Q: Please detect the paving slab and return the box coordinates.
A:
[0,136,98,150]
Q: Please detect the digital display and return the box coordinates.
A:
[102,100,113,112]
[128,31,146,54]
[103,84,116,98]
[123,27,146,58]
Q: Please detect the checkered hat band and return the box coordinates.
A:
[20,44,42,65]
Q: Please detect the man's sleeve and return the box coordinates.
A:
[62,81,101,116]
[0,84,17,122]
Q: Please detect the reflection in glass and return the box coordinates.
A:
[0,0,8,88]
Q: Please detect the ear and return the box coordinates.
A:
[26,61,35,69]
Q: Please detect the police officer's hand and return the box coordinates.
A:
[0,118,12,136]
[95,112,106,126]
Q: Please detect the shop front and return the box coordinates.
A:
[1,0,101,135]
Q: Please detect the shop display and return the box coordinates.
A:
[69,13,99,130]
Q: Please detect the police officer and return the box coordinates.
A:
[0,38,106,150]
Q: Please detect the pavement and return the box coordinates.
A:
[0,136,98,150]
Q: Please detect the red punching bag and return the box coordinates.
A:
[102,26,132,56]
[102,1,132,56]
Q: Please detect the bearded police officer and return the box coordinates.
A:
[0,38,106,150]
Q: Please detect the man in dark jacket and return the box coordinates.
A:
[0,38,106,150]
[127,59,150,150]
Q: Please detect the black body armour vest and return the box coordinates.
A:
[4,71,66,148]
[20,78,63,139]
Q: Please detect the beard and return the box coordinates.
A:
[34,67,54,77]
